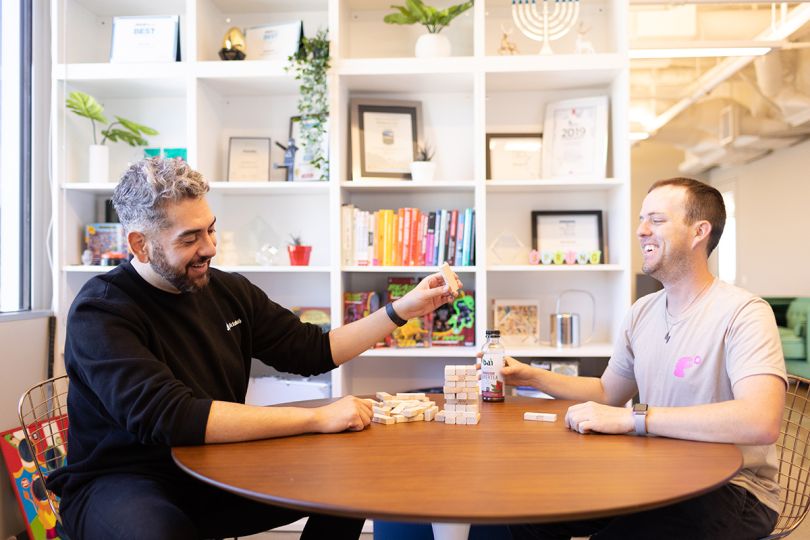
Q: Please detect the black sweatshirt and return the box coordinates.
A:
[47,262,334,503]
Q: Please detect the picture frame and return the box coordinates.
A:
[542,96,608,179]
[493,299,541,345]
[486,133,543,180]
[350,98,423,181]
[227,137,271,182]
[289,116,327,182]
[110,15,181,63]
[244,21,303,61]
[531,210,605,261]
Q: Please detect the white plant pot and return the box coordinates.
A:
[410,161,437,182]
[415,33,451,58]
[88,144,110,182]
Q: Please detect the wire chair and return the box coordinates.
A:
[17,375,70,526]
[763,375,810,539]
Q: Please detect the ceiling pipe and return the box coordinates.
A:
[645,3,810,134]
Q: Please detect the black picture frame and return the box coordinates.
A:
[531,210,605,261]
[486,133,543,180]
[349,98,423,180]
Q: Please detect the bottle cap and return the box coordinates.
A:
[485,329,500,337]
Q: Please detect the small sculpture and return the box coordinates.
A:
[219,26,246,61]
[273,138,299,182]
[498,25,519,56]
[575,22,595,55]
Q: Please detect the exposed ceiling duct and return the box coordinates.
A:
[630,2,810,173]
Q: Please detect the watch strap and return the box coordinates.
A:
[385,302,408,327]
[633,404,648,435]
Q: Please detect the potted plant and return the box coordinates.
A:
[287,235,312,266]
[383,0,474,58]
[410,143,436,182]
[287,29,330,181]
[66,91,158,182]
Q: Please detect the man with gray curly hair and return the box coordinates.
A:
[48,157,461,539]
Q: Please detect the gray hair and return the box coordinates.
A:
[112,157,209,233]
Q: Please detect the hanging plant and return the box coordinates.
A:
[287,29,331,181]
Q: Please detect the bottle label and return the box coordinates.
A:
[480,350,505,399]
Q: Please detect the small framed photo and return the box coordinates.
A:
[493,299,541,345]
[531,210,604,262]
[542,96,608,179]
[350,98,423,181]
[289,116,327,181]
[110,15,181,63]
[486,133,542,180]
[244,21,303,61]
[227,137,271,182]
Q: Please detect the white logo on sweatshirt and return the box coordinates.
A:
[225,319,242,332]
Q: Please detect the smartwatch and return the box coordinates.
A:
[385,302,408,327]
[633,403,648,435]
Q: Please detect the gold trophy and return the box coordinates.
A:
[219,27,246,60]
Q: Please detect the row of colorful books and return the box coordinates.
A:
[341,205,476,267]
[342,277,476,348]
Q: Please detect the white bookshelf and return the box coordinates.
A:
[52,0,630,398]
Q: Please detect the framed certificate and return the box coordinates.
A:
[110,15,180,63]
[227,137,271,182]
[350,99,423,180]
[542,96,608,179]
[289,116,328,181]
[486,133,543,180]
[531,210,604,260]
[244,21,303,61]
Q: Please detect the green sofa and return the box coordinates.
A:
[768,298,810,377]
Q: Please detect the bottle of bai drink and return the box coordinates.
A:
[481,329,505,402]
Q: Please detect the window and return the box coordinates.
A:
[0,0,33,312]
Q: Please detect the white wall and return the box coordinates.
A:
[630,140,688,297]
[711,139,810,297]
[0,317,50,538]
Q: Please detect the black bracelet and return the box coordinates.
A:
[385,302,408,327]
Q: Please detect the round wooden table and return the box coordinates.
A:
[172,396,742,525]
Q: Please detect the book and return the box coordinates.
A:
[431,290,476,347]
[291,306,331,333]
[84,223,127,265]
[386,277,431,348]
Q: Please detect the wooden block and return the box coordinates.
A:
[464,375,478,382]
[376,391,393,401]
[466,413,481,425]
[463,366,476,376]
[444,365,456,376]
[436,410,446,422]
[465,403,479,412]
[445,413,457,425]
[444,393,456,401]
[372,413,395,425]
[392,414,407,423]
[440,261,460,293]
[445,375,460,382]
[465,380,478,388]
[445,403,456,412]
[406,413,425,422]
[457,392,468,400]
[391,402,408,415]
[396,392,427,400]
[523,412,557,422]
[373,405,392,415]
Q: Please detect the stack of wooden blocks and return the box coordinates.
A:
[436,364,480,425]
[371,392,440,425]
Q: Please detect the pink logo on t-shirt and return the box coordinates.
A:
[674,355,702,378]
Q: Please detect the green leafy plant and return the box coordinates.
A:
[287,29,330,181]
[384,0,474,34]
[289,234,306,246]
[66,91,158,146]
[415,143,435,162]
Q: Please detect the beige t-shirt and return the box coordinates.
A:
[608,279,787,512]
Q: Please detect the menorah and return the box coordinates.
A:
[512,0,581,55]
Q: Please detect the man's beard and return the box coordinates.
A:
[149,242,211,293]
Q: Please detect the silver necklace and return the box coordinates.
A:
[664,279,713,343]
